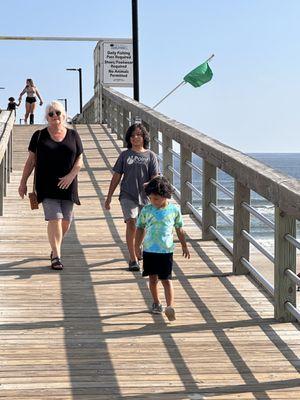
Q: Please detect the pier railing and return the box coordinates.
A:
[0,111,14,216]
[81,87,300,323]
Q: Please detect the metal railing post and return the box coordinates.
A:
[274,207,296,322]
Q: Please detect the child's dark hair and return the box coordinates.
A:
[8,97,15,102]
[145,176,174,199]
[125,123,150,149]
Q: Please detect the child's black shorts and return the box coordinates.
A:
[142,251,173,280]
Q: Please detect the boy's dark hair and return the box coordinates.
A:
[125,123,150,149]
[8,97,15,102]
[145,176,174,199]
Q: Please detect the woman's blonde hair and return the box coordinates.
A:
[45,101,67,124]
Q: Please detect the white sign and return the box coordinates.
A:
[102,42,133,86]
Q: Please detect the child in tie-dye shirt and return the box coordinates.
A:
[135,176,190,321]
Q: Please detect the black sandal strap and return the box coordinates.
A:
[51,257,63,270]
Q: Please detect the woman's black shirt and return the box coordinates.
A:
[28,128,83,204]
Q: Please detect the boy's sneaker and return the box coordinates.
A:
[152,303,163,314]
[165,306,176,321]
[128,260,140,271]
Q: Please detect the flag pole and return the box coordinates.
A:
[152,81,186,109]
[205,53,215,63]
[152,53,215,109]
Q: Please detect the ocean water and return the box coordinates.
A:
[172,153,300,253]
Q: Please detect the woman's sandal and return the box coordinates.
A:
[51,257,63,270]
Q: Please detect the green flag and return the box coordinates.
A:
[183,62,213,88]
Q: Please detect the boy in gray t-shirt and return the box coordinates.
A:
[105,123,159,271]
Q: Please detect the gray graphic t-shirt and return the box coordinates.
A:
[113,149,159,205]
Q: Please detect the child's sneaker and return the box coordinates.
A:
[128,260,140,271]
[165,306,176,321]
[152,303,163,314]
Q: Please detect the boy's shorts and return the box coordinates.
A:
[142,251,173,280]
[120,198,143,222]
[42,198,74,221]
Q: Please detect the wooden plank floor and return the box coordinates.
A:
[0,123,300,399]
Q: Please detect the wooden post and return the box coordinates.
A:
[116,105,122,140]
[202,160,216,240]
[233,180,250,274]
[122,109,130,148]
[0,157,4,216]
[102,95,107,124]
[162,133,173,184]
[9,133,13,173]
[3,152,7,197]
[6,142,10,183]
[180,145,192,214]
[107,99,111,129]
[149,126,159,156]
[111,103,116,133]
[274,207,296,322]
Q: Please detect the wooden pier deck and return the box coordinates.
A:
[0,124,300,399]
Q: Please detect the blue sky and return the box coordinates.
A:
[0,0,299,152]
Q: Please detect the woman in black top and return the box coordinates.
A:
[18,101,83,270]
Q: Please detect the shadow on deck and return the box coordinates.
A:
[0,124,299,399]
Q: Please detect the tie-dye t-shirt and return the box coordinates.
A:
[136,203,183,253]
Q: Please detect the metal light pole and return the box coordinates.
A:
[57,98,68,112]
[131,0,139,101]
[66,68,82,114]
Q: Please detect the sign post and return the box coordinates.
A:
[94,39,133,123]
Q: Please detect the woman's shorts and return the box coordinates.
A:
[120,198,143,222]
[142,251,173,280]
[42,198,74,221]
[26,97,36,104]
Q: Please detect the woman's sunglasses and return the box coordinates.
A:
[48,110,62,117]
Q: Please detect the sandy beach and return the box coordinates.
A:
[249,250,300,297]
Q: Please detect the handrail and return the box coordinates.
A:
[241,258,274,296]
[209,203,233,225]
[209,226,233,254]
[102,86,300,220]
[210,178,234,199]
[185,181,202,199]
[82,86,300,323]
[242,201,275,229]
[185,160,203,175]
[241,230,275,263]
[0,111,15,216]
[285,233,300,250]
